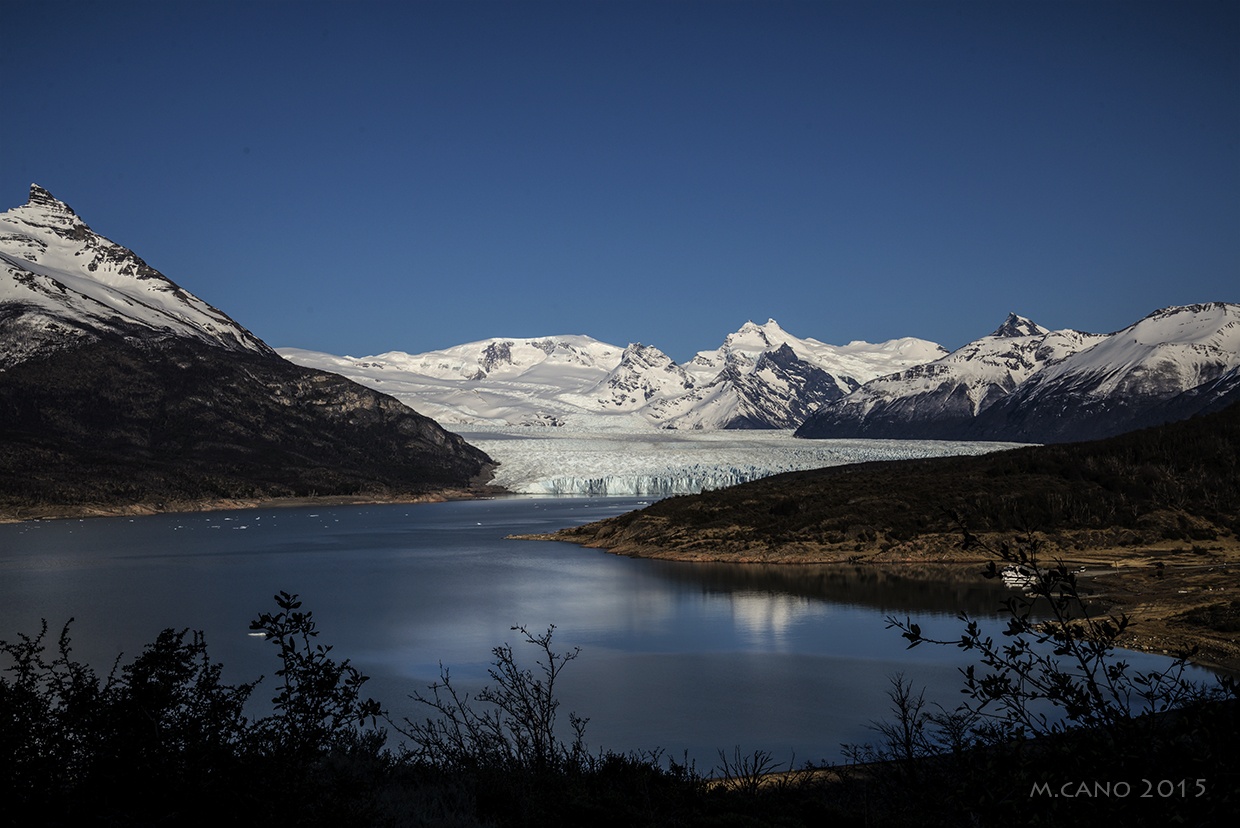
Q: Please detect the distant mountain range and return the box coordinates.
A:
[284,304,1240,443]
[0,185,493,516]
[280,321,947,430]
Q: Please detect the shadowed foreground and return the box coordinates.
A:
[2,588,1236,827]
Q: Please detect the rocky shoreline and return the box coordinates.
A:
[0,486,507,525]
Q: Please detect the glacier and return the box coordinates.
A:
[454,426,1027,496]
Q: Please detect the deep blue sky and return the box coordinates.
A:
[6,1,1238,361]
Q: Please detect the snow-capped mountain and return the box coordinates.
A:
[369,334,623,383]
[647,343,852,430]
[678,319,946,390]
[280,320,948,430]
[793,313,1105,439]
[590,343,696,410]
[796,304,1240,443]
[0,185,493,514]
[0,184,270,366]
[650,319,949,430]
[969,303,1240,442]
[281,334,626,426]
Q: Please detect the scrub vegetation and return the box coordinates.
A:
[550,403,1240,560]
[2,582,1236,826]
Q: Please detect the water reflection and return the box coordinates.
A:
[725,592,820,645]
[640,559,1014,618]
[0,497,1208,768]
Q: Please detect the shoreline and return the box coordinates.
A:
[517,528,1240,675]
[0,485,509,524]
[8,492,1235,673]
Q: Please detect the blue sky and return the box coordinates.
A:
[5,0,1237,361]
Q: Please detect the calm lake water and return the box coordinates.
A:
[0,496,1200,768]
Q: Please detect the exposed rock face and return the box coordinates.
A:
[654,343,858,430]
[734,344,858,429]
[592,343,695,409]
[477,341,515,375]
[0,186,494,515]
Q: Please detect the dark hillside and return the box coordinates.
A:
[548,403,1240,562]
[0,337,495,518]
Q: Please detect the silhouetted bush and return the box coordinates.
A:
[5,583,1236,826]
[395,624,588,773]
[843,528,1239,825]
[0,593,396,826]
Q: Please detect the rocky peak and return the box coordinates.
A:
[754,342,799,369]
[28,184,77,216]
[726,318,787,349]
[9,184,93,241]
[2,186,273,357]
[616,343,691,385]
[619,342,672,368]
[593,342,693,407]
[991,313,1047,339]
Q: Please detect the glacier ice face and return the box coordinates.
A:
[454,427,1026,496]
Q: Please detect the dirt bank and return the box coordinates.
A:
[0,486,507,524]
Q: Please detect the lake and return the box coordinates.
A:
[0,495,1198,769]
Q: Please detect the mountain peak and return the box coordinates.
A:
[1,186,273,360]
[738,318,784,334]
[991,313,1046,339]
[725,318,788,352]
[10,183,93,241]
[27,183,76,215]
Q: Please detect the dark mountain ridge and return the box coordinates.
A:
[0,337,495,518]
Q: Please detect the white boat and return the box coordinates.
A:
[1000,565,1039,590]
